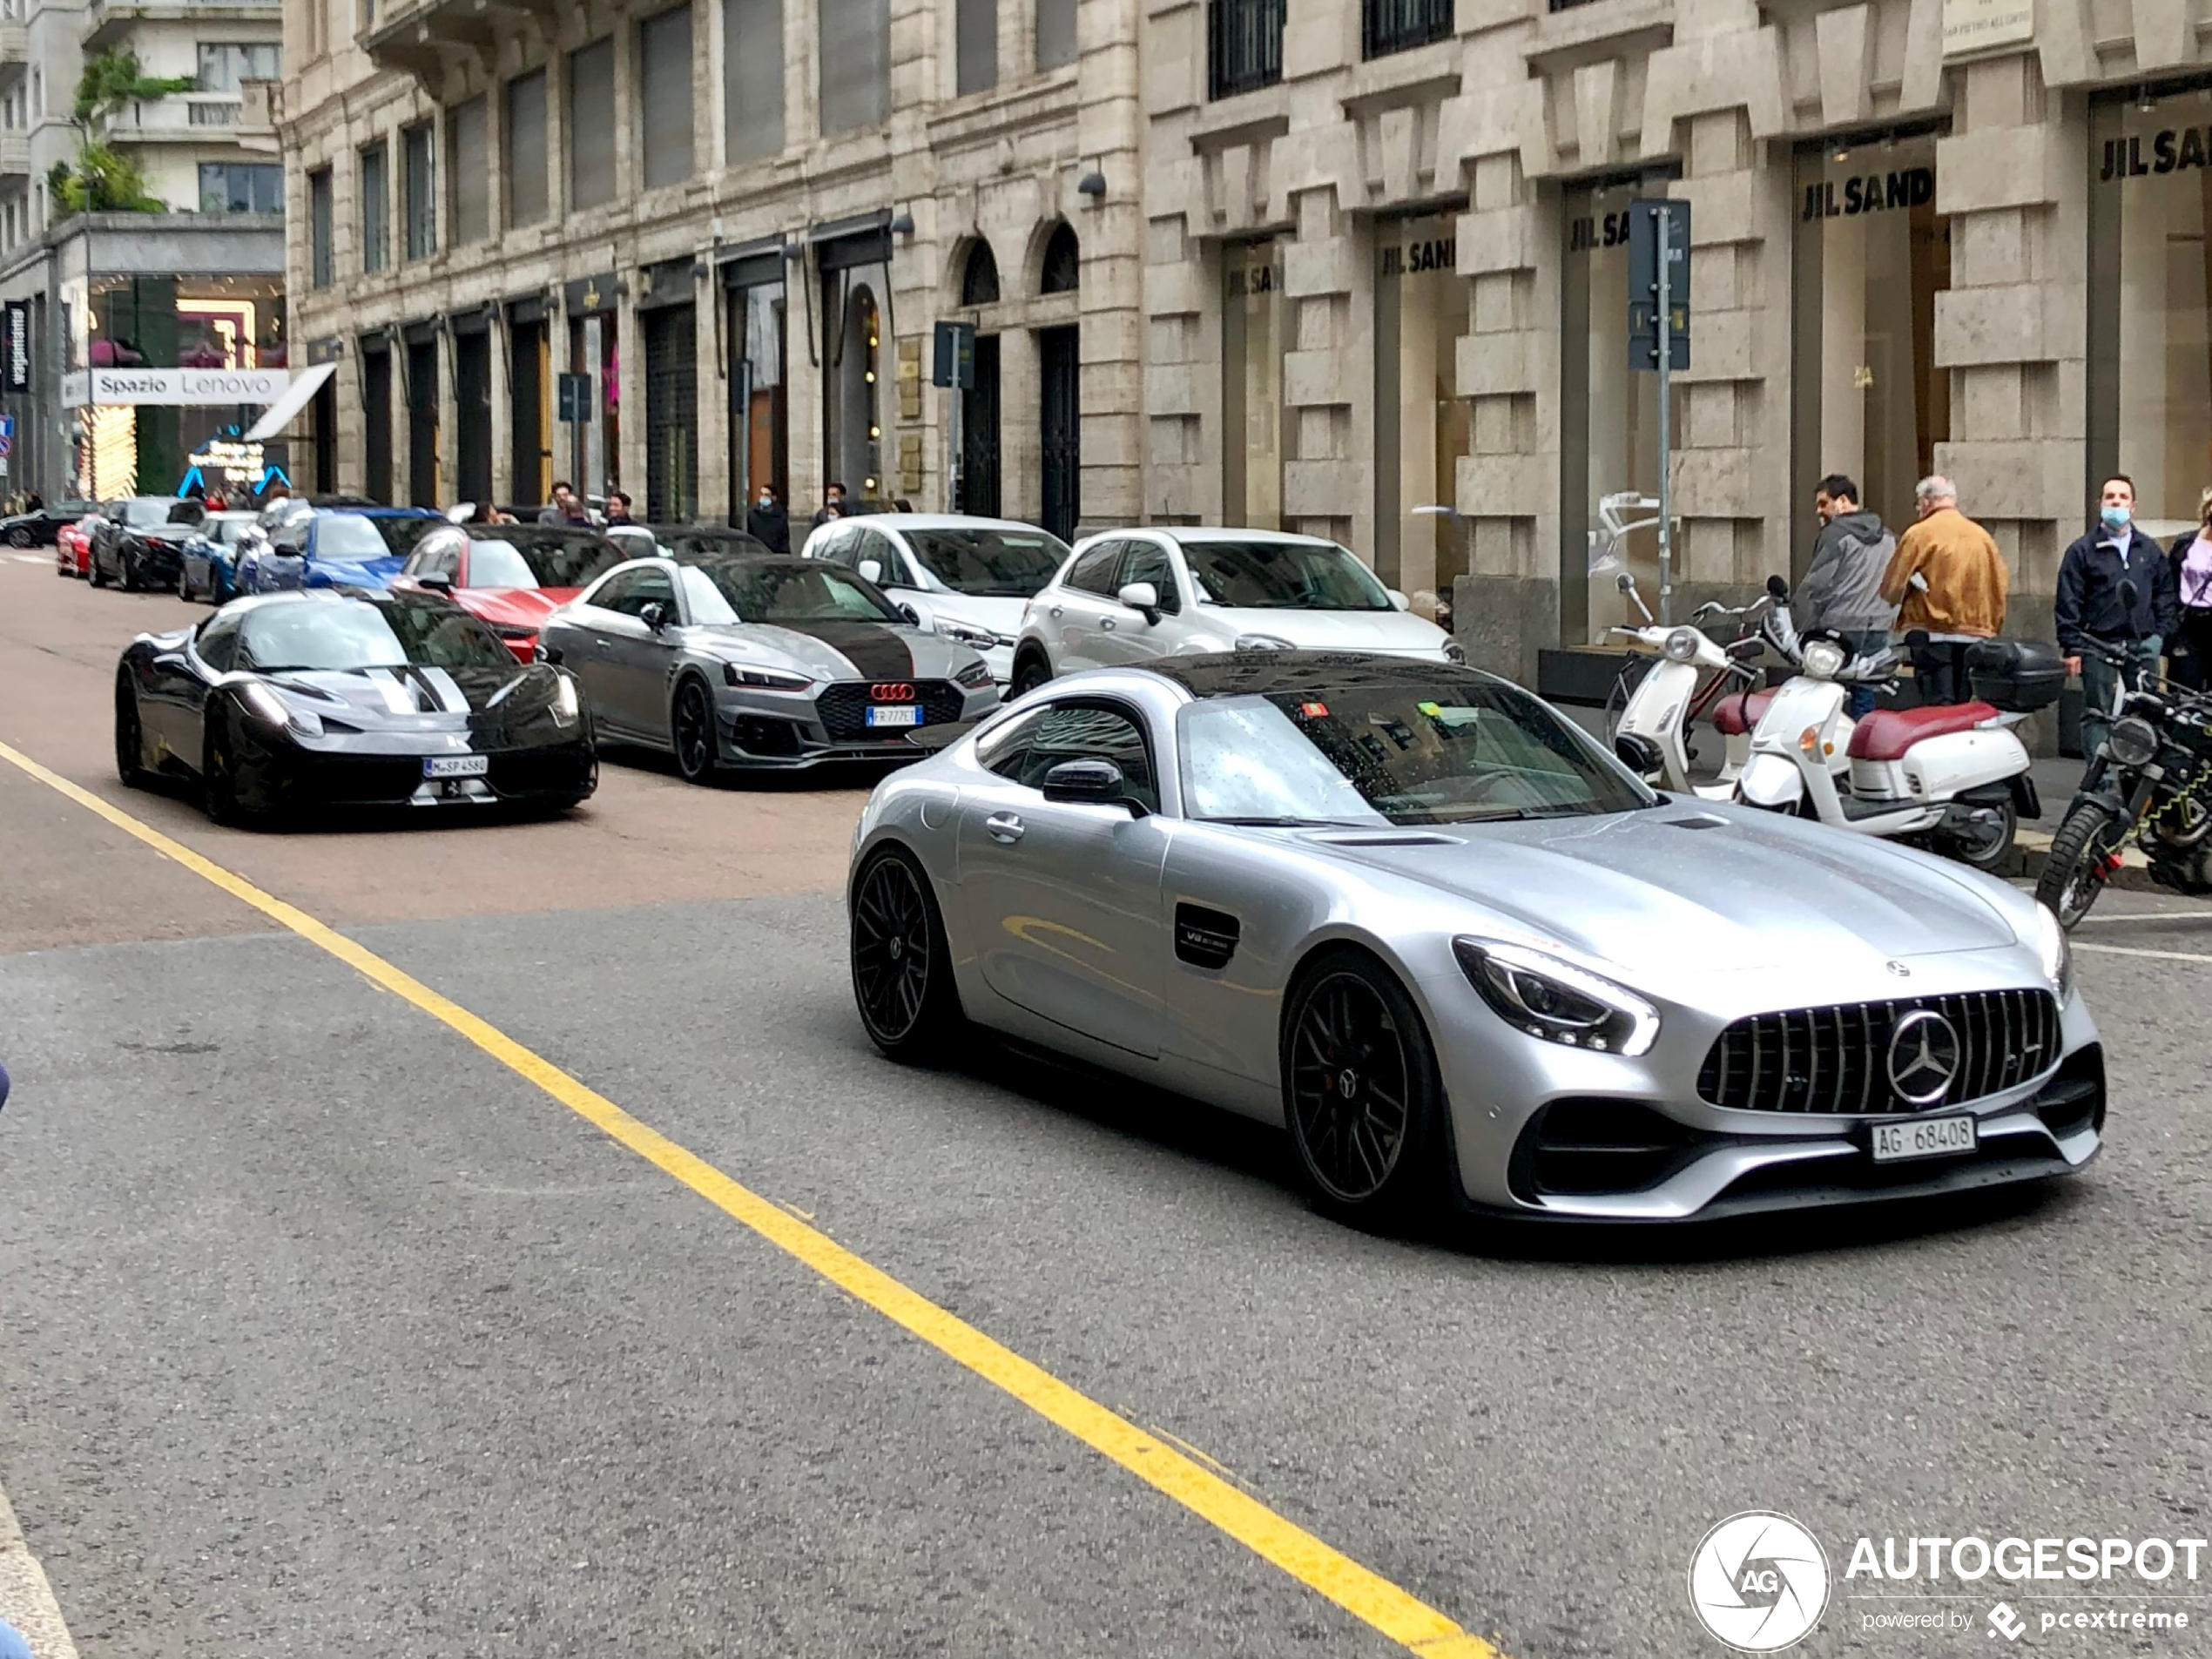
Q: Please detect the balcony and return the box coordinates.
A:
[84,0,280,51]
[362,0,562,74]
[98,90,272,143]
[0,132,25,176]
[0,21,26,67]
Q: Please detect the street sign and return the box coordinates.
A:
[1627,199,1690,372]
[932,320,974,390]
[1,415,15,438]
[556,371,591,423]
[2,304,27,394]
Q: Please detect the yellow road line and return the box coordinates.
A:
[0,738,1503,1659]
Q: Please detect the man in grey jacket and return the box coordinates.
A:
[1797,473,1898,717]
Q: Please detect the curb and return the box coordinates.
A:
[2015,828,2163,894]
[0,1482,78,1659]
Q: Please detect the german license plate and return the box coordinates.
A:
[422,754,489,779]
[1871,1114,1977,1163]
[866,705,921,728]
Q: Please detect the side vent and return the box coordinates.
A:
[1174,903,1240,969]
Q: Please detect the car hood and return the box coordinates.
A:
[1191,607,1448,654]
[687,618,978,681]
[1301,805,2019,977]
[304,555,401,587]
[264,662,557,723]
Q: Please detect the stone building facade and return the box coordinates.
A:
[276,0,1143,538]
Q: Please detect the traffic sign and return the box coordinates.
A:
[932,320,974,390]
[1627,199,1690,372]
[556,371,591,423]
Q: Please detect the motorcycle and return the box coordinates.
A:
[1604,571,1769,795]
[1731,575,2047,871]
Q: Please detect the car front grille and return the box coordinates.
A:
[815,680,967,740]
[1696,989,2061,1115]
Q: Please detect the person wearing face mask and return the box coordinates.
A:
[746,482,790,553]
[2167,488,2212,691]
[2056,475,2180,764]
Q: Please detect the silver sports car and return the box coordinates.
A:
[540,551,999,779]
[846,651,2101,1226]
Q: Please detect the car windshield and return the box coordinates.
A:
[465,529,623,590]
[902,528,1069,597]
[653,528,771,561]
[685,556,902,623]
[207,515,256,544]
[238,598,518,672]
[1182,539,1393,611]
[1178,678,1654,826]
[119,499,172,526]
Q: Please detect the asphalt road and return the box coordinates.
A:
[3,553,2211,1657]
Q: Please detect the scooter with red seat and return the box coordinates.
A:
[1605,571,1774,795]
[1734,575,2051,871]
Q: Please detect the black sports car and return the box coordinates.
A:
[88,496,206,590]
[1,499,94,547]
[115,587,598,827]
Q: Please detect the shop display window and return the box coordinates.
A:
[1373,212,1470,608]
[1222,240,1285,530]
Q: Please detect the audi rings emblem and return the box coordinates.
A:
[1886,1009,1962,1107]
[870,683,917,702]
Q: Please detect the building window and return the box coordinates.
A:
[401,121,435,260]
[196,42,280,91]
[504,71,547,226]
[1363,0,1451,58]
[954,0,995,94]
[188,102,239,125]
[1374,212,1470,603]
[569,38,616,210]
[1223,240,1285,529]
[360,140,388,272]
[308,165,333,287]
[448,96,487,245]
[639,5,694,189]
[724,0,783,160]
[1035,0,1076,69]
[199,160,281,212]
[819,0,887,134]
[1208,0,1282,99]
[961,239,1000,306]
[1040,221,1079,293]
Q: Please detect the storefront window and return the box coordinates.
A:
[727,275,786,523]
[1374,212,1469,608]
[568,313,619,496]
[823,260,888,501]
[1222,239,1285,529]
[2090,86,2212,529]
[1790,132,1948,553]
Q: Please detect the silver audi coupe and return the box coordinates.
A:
[846,651,2101,1227]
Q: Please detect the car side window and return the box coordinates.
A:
[602,563,676,620]
[430,541,463,580]
[193,612,242,671]
[850,528,896,583]
[813,527,859,569]
[1014,702,1159,813]
[1063,542,1123,596]
[974,706,1049,780]
[1118,540,1182,616]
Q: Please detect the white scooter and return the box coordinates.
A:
[1606,572,1768,796]
[1735,575,2036,870]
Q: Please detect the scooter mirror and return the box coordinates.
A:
[1615,572,1635,596]
[1765,574,1790,599]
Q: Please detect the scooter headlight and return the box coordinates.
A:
[1662,627,1701,664]
[1802,638,1848,678]
[2106,715,2159,769]
[2032,902,2074,1001]
[1453,938,1660,1056]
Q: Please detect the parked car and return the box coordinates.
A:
[87,496,206,590]
[801,515,1070,686]
[54,518,94,578]
[174,511,264,603]
[235,506,444,593]
[1009,528,1459,696]
[3,498,95,548]
[601,523,772,564]
[394,522,632,661]
[538,550,998,781]
[113,586,597,826]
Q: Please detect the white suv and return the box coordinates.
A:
[1009,526,1459,694]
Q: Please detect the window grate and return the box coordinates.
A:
[1208,0,1283,99]
[1363,0,1452,59]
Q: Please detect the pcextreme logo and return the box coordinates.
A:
[1688,1512,1832,1651]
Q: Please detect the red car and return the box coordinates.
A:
[55,518,93,578]
[393,523,631,662]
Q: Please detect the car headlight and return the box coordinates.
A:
[954,658,994,689]
[723,661,812,691]
[550,671,579,726]
[1235,633,1294,651]
[2106,714,2159,770]
[1453,938,1659,1055]
[2032,903,2074,1001]
[239,679,321,737]
[1442,639,1467,664]
[941,619,997,651]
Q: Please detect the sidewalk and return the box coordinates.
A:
[0,1482,77,1659]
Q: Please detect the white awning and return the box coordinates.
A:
[243,362,337,442]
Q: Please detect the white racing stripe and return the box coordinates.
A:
[368,667,419,712]
[419,665,472,713]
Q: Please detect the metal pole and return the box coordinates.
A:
[948,380,963,514]
[1655,203,1674,626]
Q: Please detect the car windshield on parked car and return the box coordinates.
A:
[115,498,178,528]
[235,597,520,672]
[903,528,1069,597]
[201,512,257,543]
[1184,539,1394,611]
[1178,674,1655,826]
[680,556,904,624]
[313,514,432,560]
[459,527,625,590]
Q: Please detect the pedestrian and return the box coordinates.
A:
[2056,474,2179,762]
[604,489,635,526]
[811,481,847,529]
[537,481,590,527]
[1878,474,2008,705]
[746,482,790,553]
[1796,472,1898,718]
[2166,489,2212,692]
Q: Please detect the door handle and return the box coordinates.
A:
[594,637,610,649]
[1101,617,1116,631]
[985,812,1025,843]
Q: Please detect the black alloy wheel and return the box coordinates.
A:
[849,847,961,1062]
[1283,951,1447,1227]
[118,545,140,591]
[1010,654,1052,698]
[86,547,106,588]
[200,709,264,828]
[8,526,31,548]
[113,671,150,788]
[177,561,194,601]
[671,678,717,784]
[2037,799,2128,928]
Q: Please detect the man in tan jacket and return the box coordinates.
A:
[1878,474,2009,704]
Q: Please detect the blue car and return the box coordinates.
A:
[238,507,443,594]
[175,510,263,603]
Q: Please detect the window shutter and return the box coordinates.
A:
[402,123,435,260]
[955,0,995,93]
[448,97,488,245]
[568,38,616,210]
[723,0,783,161]
[504,71,547,227]
[309,167,333,286]
[360,143,388,272]
[817,0,887,134]
[639,6,693,189]
[1035,0,1076,69]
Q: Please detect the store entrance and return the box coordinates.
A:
[962,334,1001,516]
[1039,325,1079,542]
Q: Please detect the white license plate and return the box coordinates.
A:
[422,754,489,779]
[1871,1114,1977,1163]
[866,705,921,728]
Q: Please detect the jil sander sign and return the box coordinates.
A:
[1800,167,1937,221]
[2100,129,2212,182]
[61,367,290,407]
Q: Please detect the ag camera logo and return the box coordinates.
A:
[1689,1511,1831,1651]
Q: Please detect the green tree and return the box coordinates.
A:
[48,51,195,213]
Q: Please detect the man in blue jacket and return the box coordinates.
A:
[2056,475,2179,764]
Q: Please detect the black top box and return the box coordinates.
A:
[1966,638,2067,712]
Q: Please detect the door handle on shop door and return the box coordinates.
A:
[985,812,1025,843]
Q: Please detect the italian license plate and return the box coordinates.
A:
[422,754,489,779]
[866,705,922,728]
[1871,1114,1977,1163]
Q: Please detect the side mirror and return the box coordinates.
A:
[418,571,453,592]
[1614,732,1664,779]
[273,541,300,559]
[1117,580,1161,624]
[899,597,936,631]
[1765,573,1790,599]
[640,601,668,631]
[536,643,564,665]
[1040,757,1148,817]
[1387,588,1412,612]
[858,558,883,583]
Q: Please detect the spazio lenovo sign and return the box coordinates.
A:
[60,367,290,407]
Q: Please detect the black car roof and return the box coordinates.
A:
[1136,651,1502,700]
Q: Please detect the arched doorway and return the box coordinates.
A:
[960,239,1001,516]
[1037,222,1080,541]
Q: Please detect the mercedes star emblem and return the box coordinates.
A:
[1887,1009,1961,1107]
[1886,961,1911,977]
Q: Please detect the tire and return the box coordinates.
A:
[671,677,718,784]
[9,526,32,548]
[1010,651,1052,698]
[117,549,138,592]
[849,846,965,1062]
[177,563,195,602]
[1940,799,2017,873]
[86,550,106,589]
[2036,799,2128,928]
[200,709,267,829]
[113,672,151,788]
[1280,948,1451,1231]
